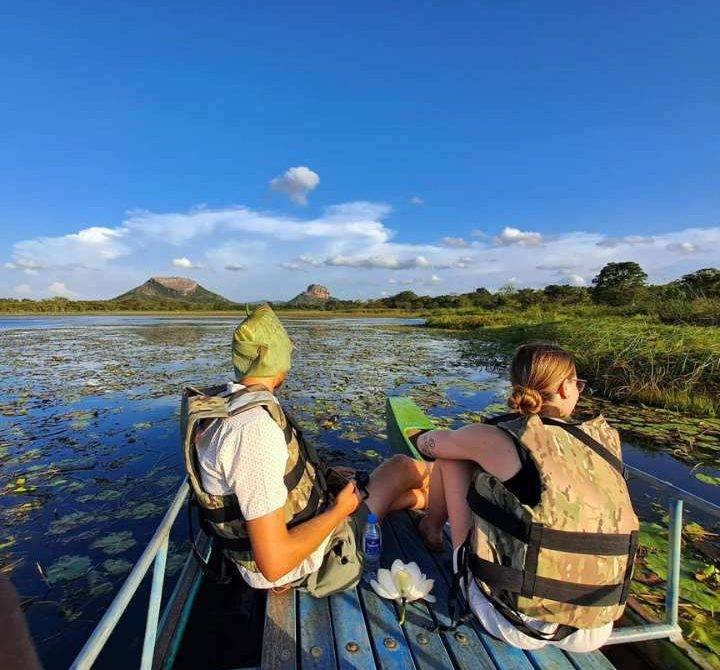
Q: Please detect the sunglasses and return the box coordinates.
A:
[569,377,587,393]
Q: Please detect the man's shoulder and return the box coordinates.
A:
[224,405,277,430]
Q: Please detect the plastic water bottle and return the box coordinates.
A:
[362,512,382,583]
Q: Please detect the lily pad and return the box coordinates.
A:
[46,555,92,585]
[102,558,133,575]
[49,511,96,535]
[87,570,114,596]
[123,501,164,519]
[695,472,720,486]
[91,531,136,556]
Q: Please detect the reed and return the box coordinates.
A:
[426,312,720,417]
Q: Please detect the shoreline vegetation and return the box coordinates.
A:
[426,309,719,418]
[1,263,718,420]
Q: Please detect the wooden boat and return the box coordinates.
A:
[70,396,709,670]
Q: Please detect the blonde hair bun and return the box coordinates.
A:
[508,385,544,415]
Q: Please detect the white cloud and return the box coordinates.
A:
[596,235,654,248]
[493,226,542,246]
[430,274,442,283]
[453,255,474,269]
[172,257,205,269]
[666,242,698,254]
[325,254,432,270]
[5,195,719,301]
[49,281,74,298]
[564,273,586,286]
[124,201,392,247]
[14,283,32,295]
[5,261,40,275]
[536,263,576,272]
[279,261,307,271]
[270,166,320,205]
[10,226,129,271]
[410,196,424,206]
[441,236,469,248]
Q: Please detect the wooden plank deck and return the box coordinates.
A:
[261,512,616,670]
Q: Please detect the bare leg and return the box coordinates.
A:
[417,460,448,547]
[364,455,429,519]
[419,458,475,548]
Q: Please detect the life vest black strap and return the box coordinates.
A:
[286,484,322,525]
[204,475,323,547]
[466,487,636,555]
[200,501,242,524]
[212,534,253,552]
[468,554,629,606]
[540,417,624,478]
[483,412,521,425]
[283,448,308,490]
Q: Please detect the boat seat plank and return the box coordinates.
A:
[258,511,619,669]
[298,591,338,670]
[384,514,501,670]
[525,644,580,670]
[380,519,455,669]
[329,588,376,670]
[261,588,297,670]
[564,651,616,670]
[358,579,417,669]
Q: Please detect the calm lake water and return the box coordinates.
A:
[0,315,718,669]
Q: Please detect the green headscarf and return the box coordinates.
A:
[232,304,294,379]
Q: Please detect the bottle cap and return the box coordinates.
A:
[367,513,378,524]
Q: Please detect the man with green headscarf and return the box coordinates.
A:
[184,304,430,594]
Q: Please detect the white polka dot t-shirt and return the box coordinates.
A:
[196,385,331,589]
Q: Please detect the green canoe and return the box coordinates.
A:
[385,395,436,460]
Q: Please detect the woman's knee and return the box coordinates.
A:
[387,454,424,486]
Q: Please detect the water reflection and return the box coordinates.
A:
[0,315,717,668]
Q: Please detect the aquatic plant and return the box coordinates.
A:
[426,311,720,417]
[633,520,720,666]
[370,559,435,625]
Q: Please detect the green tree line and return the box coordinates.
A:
[1,264,718,324]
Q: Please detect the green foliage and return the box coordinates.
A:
[675,268,720,298]
[1,264,718,320]
[634,521,720,661]
[427,310,720,417]
[592,261,648,305]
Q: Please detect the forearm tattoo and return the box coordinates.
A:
[418,433,437,459]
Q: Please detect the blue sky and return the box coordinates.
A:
[1,1,718,300]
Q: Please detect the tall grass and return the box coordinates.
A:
[426,311,720,417]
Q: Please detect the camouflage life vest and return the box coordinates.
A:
[181,384,326,575]
[463,413,639,632]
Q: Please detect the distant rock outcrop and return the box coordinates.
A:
[306,284,330,300]
[286,283,332,307]
[114,276,237,307]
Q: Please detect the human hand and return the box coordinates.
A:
[333,480,361,517]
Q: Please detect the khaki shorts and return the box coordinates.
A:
[301,503,370,598]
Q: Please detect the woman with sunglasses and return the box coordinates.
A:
[413,342,638,652]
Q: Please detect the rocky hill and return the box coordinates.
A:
[286,283,332,307]
[114,276,238,308]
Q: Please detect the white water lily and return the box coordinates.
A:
[370,559,435,624]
